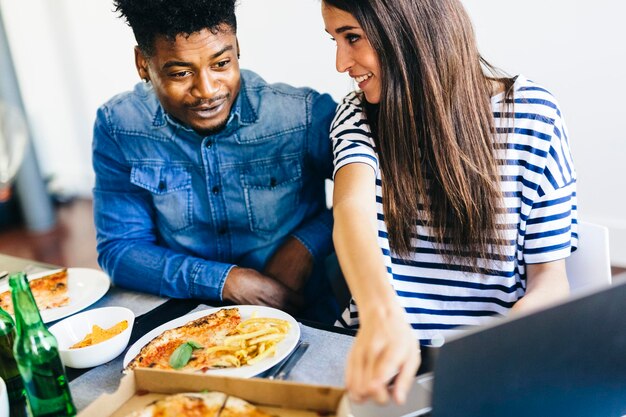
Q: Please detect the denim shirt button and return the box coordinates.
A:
[205,139,214,148]
[158,180,166,191]
[218,227,227,235]
[212,186,220,195]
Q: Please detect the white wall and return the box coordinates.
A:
[0,0,138,196]
[236,0,349,98]
[461,0,626,265]
[1,0,625,265]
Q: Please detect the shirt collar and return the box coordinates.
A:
[233,76,257,126]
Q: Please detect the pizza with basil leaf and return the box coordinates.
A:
[125,308,242,371]
[126,307,291,373]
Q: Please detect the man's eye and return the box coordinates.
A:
[170,71,191,78]
[215,60,230,69]
[346,34,360,44]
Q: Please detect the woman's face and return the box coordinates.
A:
[322,3,382,104]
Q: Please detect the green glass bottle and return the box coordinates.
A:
[9,272,76,417]
[0,307,28,417]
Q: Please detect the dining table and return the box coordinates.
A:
[0,253,359,411]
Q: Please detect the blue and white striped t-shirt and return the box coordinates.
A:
[330,75,578,345]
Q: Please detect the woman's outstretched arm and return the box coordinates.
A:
[333,163,421,404]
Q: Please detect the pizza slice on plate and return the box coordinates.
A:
[125,308,241,372]
[0,269,69,314]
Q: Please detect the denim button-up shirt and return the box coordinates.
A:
[93,70,336,301]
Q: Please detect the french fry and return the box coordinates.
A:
[218,354,240,367]
[246,344,277,365]
[236,317,291,329]
[223,327,279,344]
[248,333,285,345]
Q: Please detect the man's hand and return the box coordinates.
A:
[263,236,314,292]
[222,266,304,314]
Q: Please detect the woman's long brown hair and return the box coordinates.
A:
[325,0,514,266]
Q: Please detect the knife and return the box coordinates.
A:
[268,341,309,380]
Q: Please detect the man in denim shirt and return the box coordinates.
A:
[93,0,338,322]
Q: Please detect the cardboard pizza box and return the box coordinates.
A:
[78,368,351,417]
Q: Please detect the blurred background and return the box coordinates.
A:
[0,0,624,270]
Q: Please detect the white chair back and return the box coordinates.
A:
[565,221,612,293]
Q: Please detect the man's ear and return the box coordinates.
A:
[236,38,241,59]
[134,46,150,82]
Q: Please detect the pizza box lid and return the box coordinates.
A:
[78,368,351,417]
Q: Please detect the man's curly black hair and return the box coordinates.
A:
[113,0,237,56]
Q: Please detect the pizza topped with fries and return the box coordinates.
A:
[0,269,70,314]
[125,307,291,372]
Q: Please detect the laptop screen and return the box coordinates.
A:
[432,281,626,417]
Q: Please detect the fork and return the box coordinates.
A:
[268,341,310,380]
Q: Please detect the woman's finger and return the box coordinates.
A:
[361,338,382,397]
[371,382,390,404]
[370,341,404,387]
[392,346,421,404]
[347,338,369,402]
[345,344,359,400]
[358,335,402,403]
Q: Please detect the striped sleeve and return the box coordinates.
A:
[330,92,379,178]
[523,96,578,264]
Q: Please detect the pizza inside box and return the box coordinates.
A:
[78,368,352,417]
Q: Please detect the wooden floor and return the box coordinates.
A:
[0,198,99,268]
[0,198,625,278]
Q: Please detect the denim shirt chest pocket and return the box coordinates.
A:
[130,164,193,232]
[240,156,302,233]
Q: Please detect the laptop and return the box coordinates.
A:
[349,280,626,417]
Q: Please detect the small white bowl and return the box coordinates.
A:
[49,306,135,369]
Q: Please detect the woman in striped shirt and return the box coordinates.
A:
[322,0,577,405]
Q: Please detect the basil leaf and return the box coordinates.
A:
[169,341,205,369]
[169,343,193,369]
[187,340,204,350]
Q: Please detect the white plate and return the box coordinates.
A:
[123,305,300,378]
[0,268,111,323]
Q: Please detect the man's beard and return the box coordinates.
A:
[187,94,230,136]
[194,117,229,136]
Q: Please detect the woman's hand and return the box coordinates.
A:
[346,305,421,404]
